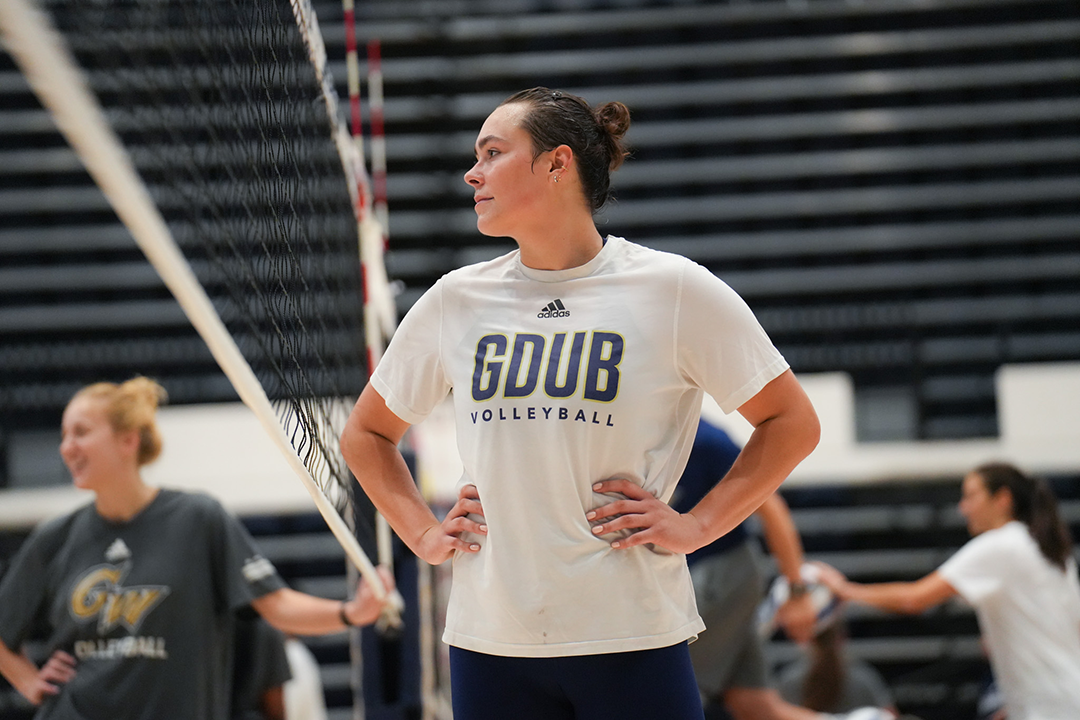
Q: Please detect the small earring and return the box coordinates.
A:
[553,173,560,183]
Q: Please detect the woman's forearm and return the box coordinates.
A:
[252,584,385,636]
[836,572,957,615]
[342,423,441,555]
[0,638,40,704]
[342,385,485,566]
[689,373,819,547]
[340,385,441,557]
[689,416,816,544]
[253,588,345,636]
[756,493,806,584]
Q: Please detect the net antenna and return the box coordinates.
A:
[337,0,399,603]
[0,0,403,625]
[355,35,452,717]
[339,2,397,415]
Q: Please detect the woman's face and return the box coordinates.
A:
[60,396,134,491]
[958,472,1010,536]
[464,103,553,238]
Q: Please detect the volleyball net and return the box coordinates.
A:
[0,0,400,617]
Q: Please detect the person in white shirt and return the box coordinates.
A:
[282,637,327,720]
[341,87,822,720]
[816,462,1080,720]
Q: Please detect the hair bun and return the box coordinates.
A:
[123,376,168,411]
[595,101,630,139]
[594,101,631,170]
[499,87,630,211]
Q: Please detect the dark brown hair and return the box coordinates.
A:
[499,87,630,213]
[801,621,845,712]
[974,461,1073,570]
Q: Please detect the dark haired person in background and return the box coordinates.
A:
[776,618,896,715]
[816,462,1080,720]
[675,418,894,720]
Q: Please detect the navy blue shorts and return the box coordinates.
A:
[449,641,705,720]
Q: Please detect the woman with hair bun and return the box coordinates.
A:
[342,88,821,719]
[0,377,392,720]
[816,462,1080,720]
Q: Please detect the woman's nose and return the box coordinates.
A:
[464,162,481,186]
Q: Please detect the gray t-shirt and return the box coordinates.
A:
[0,489,286,720]
[231,615,292,720]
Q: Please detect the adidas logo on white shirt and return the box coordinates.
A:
[538,299,570,318]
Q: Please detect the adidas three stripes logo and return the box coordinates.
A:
[537,298,570,318]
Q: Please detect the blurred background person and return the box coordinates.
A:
[672,417,894,720]
[232,614,291,720]
[816,462,1080,720]
[0,377,390,720]
[776,617,897,715]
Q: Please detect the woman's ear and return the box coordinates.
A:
[993,486,1015,519]
[117,427,142,460]
[549,144,574,175]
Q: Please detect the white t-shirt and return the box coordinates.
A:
[938,520,1080,720]
[283,638,328,720]
[371,236,789,657]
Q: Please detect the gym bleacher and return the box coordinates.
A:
[1,0,1078,718]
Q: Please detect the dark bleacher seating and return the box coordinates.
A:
[2,0,1078,455]
[348,0,1080,443]
[1,1,1078,716]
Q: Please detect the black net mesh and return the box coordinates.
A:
[42,0,367,512]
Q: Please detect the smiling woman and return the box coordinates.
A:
[341,87,821,720]
[0,377,393,720]
[59,379,165,513]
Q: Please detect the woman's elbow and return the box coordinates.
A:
[339,425,361,466]
[340,415,378,470]
[893,584,947,615]
[795,402,821,459]
[897,596,935,615]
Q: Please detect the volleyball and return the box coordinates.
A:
[757,562,842,638]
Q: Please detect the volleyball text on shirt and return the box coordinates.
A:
[371,236,789,658]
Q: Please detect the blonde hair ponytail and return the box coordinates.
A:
[71,377,168,466]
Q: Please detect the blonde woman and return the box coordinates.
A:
[0,377,391,720]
